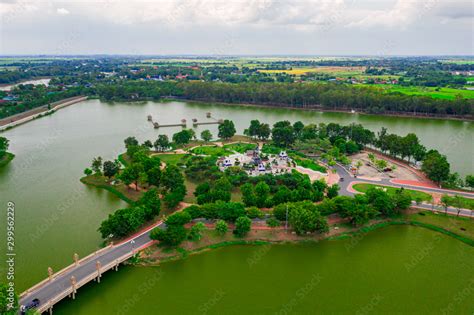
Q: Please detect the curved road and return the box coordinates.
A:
[19,164,474,313]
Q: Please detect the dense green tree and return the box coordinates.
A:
[188,222,206,241]
[272,123,295,148]
[218,120,236,139]
[257,123,271,140]
[163,186,186,209]
[247,120,261,139]
[293,121,305,139]
[254,181,270,208]
[215,219,228,235]
[327,184,340,198]
[422,150,450,185]
[184,205,203,219]
[201,129,213,142]
[91,156,103,174]
[103,160,120,179]
[143,140,153,149]
[289,203,328,235]
[137,188,161,220]
[161,165,185,191]
[343,203,378,226]
[166,211,192,226]
[0,137,9,158]
[0,283,18,315]
[465,175,474,190]
[391,188,413,213]
[233,216,251,237]
[246,206,265,219]
[124,136,139,149]
[150,225,187,246]
[172,129,194,145]
[241,183,257,206]
[154,135,170,152]
[365,187,394,216]
[119,163,143,190]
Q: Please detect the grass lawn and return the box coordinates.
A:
[404,211,474,242]
[0,152,15,168]
[223,142,256,153]
[293,157,327,173]
[352,183,432,201]
[152,153,189,165]
[460,197,474,210]
[447,195,474,210]
[190,146,232,157]
[80,174,143,203]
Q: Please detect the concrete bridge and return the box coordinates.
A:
[19,222,163,314]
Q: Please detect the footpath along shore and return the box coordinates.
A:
[0,96,87,131]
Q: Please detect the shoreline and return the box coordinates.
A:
[0,96,87,131]
[162,97,474,122]
[0,152,15,167]
[134,218,474,267]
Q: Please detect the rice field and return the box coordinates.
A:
[259,66,366,76]
[383,86,474,100]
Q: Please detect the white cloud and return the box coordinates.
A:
[56,7,69,15]
[347,0,422,29]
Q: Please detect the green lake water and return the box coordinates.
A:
[0,99,473,312]
[52,226,474,314]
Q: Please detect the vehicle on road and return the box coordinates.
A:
[20,298,40,314]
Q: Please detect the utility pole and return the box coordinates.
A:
[285,204,288,232]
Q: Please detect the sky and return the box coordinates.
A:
[0,0,473,56]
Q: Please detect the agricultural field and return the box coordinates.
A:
[259,66,366,76]
[382,85,474,100]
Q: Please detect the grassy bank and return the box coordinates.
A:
[80,174,141,204]
[352,183,432,201]
[136,211,473,266]
[0,152,14,167]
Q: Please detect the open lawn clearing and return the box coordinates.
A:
[352,183,432,201]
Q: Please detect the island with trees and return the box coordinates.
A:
[79,118,474,266]
[0,136,14,167]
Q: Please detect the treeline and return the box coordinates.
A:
[0,85,84,119]
[93,81,473,118]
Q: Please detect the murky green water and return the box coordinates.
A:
[0,99,472,302]
[53,226,474,314]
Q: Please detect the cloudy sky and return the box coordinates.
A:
[0,0,472,55]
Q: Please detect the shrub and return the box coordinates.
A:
[215,220,228,235]
[233,216,252,237]
[246,206,265,219]
[266,217,280,227]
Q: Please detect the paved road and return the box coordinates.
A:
[335,163,474,217]
[19,164,474,312]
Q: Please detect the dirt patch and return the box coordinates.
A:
[351,152,419,181]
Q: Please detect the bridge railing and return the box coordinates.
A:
[34,250,135,313]
[19,244,114,299]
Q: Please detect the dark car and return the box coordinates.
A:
[339,177,345,182]
[21,298,40,314]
